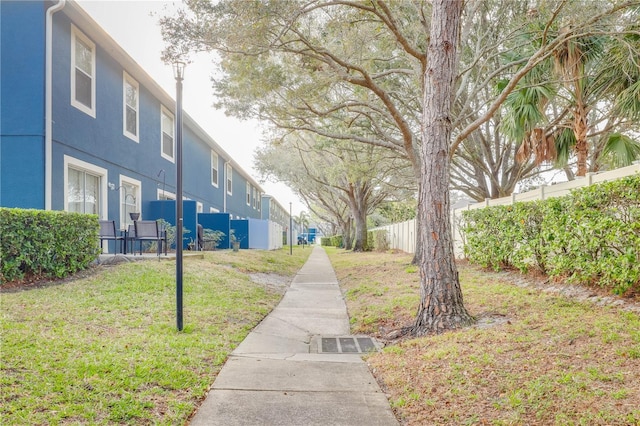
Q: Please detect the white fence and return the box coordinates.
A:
[373,162,640,257]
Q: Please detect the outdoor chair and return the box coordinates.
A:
[98,220,125,255]
[133,220,167,256]
[124,224,136,255]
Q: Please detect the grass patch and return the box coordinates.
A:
[1,247,310,425]
[325,248,640,425]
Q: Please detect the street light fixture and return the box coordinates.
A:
[173,61,185,332]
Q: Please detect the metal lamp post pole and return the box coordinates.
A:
[289,202,292,255]
[174,62,185,332]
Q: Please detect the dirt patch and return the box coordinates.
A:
[249,273,291,294]
[473,264,640,314]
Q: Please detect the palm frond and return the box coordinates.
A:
[554,128,576,168]
[602,133,640,168]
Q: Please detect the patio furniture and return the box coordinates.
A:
[124,224,136,255]
[98,220,125,255]
[133,220,167,256]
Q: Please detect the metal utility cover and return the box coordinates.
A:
[319,336,379,354]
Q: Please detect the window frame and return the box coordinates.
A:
[70,25,96,117]
[157,188,176,200]
[211,151,219,187]
[119,175,141,230]
[122,72,139,142]
[160,106,175,162]
[63,155,107,218]
[226,163,233,195]
[246,182,251,206]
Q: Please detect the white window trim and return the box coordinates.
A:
[211,151,219,187]
[157,188,176,200]
[210,207,220,213]
[226,163,233,195]
[246,182,251,206]
[160,105,175,163]
[119,175,141,229]
[63,155,107,218]
[122,71,139,142]
[70,25,96,117]
[196,202,203,214]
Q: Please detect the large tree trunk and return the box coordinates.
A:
[413,0,474,336]
[342,217,353,250]
[348,183,369,252]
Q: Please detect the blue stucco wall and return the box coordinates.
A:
[147,200,197,249]
[198,212,231,249]
[231,219,249,249]
[0,1,46,208]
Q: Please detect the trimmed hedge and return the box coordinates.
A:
[321,235,344,248]
[0,208,101,284]
[367,230,389,251]
[462,175,640,295]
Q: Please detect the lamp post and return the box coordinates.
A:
[173,61,185,332]
[289,202,293,255]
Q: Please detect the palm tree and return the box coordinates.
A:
[504,26,640,177]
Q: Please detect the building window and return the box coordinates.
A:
[71,25,96,117]
[210,207,220,213]
[119,177,140,230]
[211,151,219,187]
[246,182,251,205]
[226,163,233,195]
[161,106,174,162]
[197,202,203,214]
[157,188,175,200]
[123,72,139,141]
[64,156,106,217]
[252,188,257,209]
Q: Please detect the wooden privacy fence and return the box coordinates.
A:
[372,162,640,258]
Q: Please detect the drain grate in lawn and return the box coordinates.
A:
[318,336,379,354]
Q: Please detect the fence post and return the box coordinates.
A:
[540,185,545,200]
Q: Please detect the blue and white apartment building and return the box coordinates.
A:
[1,0,292,249]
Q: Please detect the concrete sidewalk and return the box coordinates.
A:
[190,246,398,426]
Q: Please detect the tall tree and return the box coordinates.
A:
[414,0,473,334]
[161,0,640,334]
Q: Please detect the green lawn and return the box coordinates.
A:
[1,248,310,425]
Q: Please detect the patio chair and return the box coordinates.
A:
[133,220,167,256]
[98,220,125,255]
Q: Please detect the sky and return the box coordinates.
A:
[76,0,306,215]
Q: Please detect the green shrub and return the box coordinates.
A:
[330,235,343,248]
[462,175,640,295]
[320,237,332,246]
[367,230,390,251]
[0,208,100,284]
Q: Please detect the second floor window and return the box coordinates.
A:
[246,182,251,205]
[211,151,219,187]
[123,73,139,141]
[226,163,233,195]
[161,107,174,162]
[71,25,95,116]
